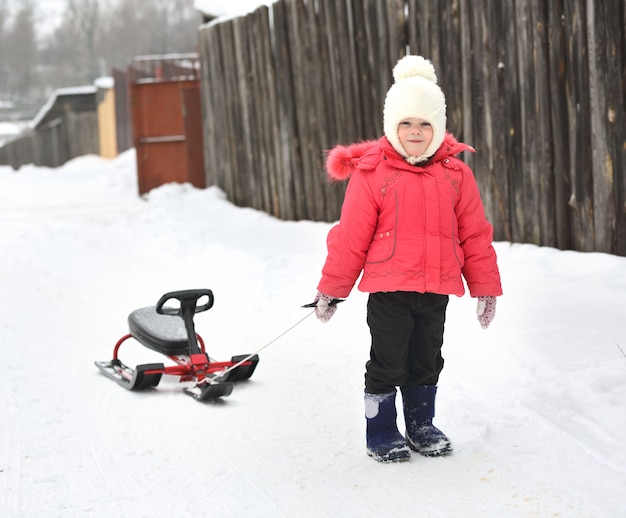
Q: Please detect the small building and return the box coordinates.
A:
[95,77,118,159]
[30,85,99,167]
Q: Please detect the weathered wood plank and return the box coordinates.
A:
[271,0,298,220]
[530,0,556,247]
[563,0,594,251]
[547,0,573,251]
[587,0,624,253]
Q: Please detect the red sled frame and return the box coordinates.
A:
[95,289,259,400]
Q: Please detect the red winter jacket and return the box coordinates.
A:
[317,134,502,299]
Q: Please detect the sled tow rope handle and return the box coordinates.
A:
[209,310,316,382]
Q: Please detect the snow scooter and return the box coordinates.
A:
[95,288,259,400]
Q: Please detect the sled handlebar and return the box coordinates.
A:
[301,298,344,308]
[156,289,214,317]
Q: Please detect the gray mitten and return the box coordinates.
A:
[476,296,497,329]
[314,291,338,323]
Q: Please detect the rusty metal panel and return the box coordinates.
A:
[130,54,204,195]
[131,80,204,194]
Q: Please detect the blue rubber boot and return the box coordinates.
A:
[401,385,452,457]
[365,391,411,463]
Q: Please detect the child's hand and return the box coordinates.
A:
[476,296,497,329]
[313,291,339,323]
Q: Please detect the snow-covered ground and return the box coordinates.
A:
[1,150,625,517]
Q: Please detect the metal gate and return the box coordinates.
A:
[130,54,205,195]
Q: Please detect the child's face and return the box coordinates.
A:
[397,118,433,157]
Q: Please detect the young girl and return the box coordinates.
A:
[313,55,502,463]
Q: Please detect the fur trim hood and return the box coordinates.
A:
[325,133,474,182]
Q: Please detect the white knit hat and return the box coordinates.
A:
[383,55,447,163]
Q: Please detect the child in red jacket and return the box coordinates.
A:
[313,55,502,463]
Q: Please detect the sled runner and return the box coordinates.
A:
[95,289,259,400]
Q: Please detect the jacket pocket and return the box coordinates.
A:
[450,198,464,269]
[453,236,465,269]
[365,229,396,263]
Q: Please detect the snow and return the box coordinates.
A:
[1,150,625,517]
[93,77,114,90]
[0,121,28,147]
[194,0,274,18]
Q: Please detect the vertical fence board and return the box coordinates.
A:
[564,0,594,251]
[547,0,573,251]
[199,25,215,186]
[284,0,314,220]
[463,0,493,230]
[407,0,425,55]
[352,0,384,138]
[515,0,540,245]
[437,0,464,138]
[587,0,625,253]
[304,0,331,220]
[616,0,626,255]
[489,0,513,243]
[232,15,258,210]
[248,7,278,216]
[272,0,298,220]
[531,0,556,247]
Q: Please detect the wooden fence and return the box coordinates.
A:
[0,112,99,169]
[198,0,626,256]
[0,132,34,169]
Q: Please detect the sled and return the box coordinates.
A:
[95,289,259,400]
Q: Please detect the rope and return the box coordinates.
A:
[204,309,316,383]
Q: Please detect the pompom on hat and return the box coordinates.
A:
[383,55,447,164]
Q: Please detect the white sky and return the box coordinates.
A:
[24,0,272,37]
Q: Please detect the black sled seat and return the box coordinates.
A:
[128,307,191,356]
[95,288,260,400]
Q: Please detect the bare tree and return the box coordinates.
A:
[39,6,85,90]
[0,0,8,93]
[4,0,36,98]
[2,0,202,109]
[68,0,102,82]
[101,0,199,68]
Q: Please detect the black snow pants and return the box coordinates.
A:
[364,291,449,394]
